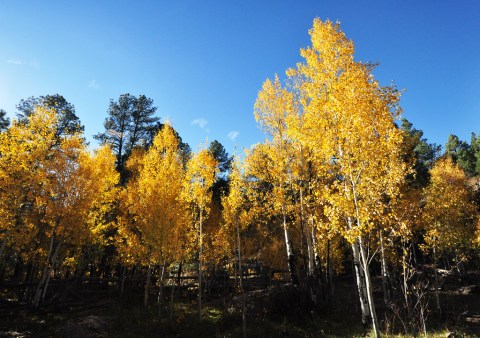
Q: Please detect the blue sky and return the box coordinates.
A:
[1,1,479,155]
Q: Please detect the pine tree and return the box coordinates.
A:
[95,93,160,183]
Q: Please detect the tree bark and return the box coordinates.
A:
[144,265,151,307]
[0,231,9,260]
[379,230,390,304]
[171,260,183,321]
[433,244,441,315]
[401,240,413,335]
[301,190,314,276]
[349,173,380,337]
[351,238,370,326]
[158,263,165,319]
[358,235,380,337]
[282,208,298,285]
[198,207,203,320]
[33,233,56,308]
[326,239,333,298]
[41,238,62,302]
[236,217,247,338]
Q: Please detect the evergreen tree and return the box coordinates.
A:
[445,134,476,176]
[208,140,233,202]
[470,132,480,175]
[0,109,10,131]
[95,93,160,183]
[400,118,440,187]
[15,94,83,138]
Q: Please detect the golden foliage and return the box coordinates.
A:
[423,157,476,253]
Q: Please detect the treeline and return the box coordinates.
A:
[1,19,480,337]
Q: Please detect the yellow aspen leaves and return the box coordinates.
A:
[183,147,218,213]
[119,123,187,266]
[423,157,476,254]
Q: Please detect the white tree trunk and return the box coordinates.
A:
[351,238,370,325]
[301,189,314,276]
[33,233,56,308]
[379,230,390,304]
[41,239,62,302]
[282,208,297,285]
[198,207,203,320]
[358,235,380,337]
[158,264,165,319]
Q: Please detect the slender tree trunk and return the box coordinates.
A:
[170,279,175,321]
[311,221,326,302]
[326,239,333,298]
[158,263,165,319]
[301,190,314,276]
[198,207,203,320]
[311,222,320,270]
[349,175,379,337]
[236,217,247,338]
[433,244,441,315]
[282,208,298,285]
[358,235,380,338]
[120,265,126,297]
[411,240,418,267]
[144,265,151,307]
[379,230,390,304]
[0,232,9,260]
[177,260,183,285]
[33,233,56,308]
[41,239,62,302]
[351,238,370,326]
[401,240,413,336]
[171,260,183,321]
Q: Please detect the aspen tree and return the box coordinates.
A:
[254,19,407,336]
[0,112,53,260]
[182,147,218,319]
[244,141,300,285]
[221,158,248,337]
[2,107,117,306]
[253,77,302,285]
[128,123,187,310]
[422,157,476,314]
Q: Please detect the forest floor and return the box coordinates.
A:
[1,273,480,337]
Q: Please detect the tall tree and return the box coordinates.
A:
[422,157,476,314]
[470,132,480,175]
[182,147,218,320]
[128,95,158,151]
[400,118,441,187]
[15,94,83,138]
[221,158,248,338]
[253,75,302,286]
[0,109,55,260]
[123,123,187,309]
[445,134,476,176]
[146,121,191,161]
[30,111,116,307]
[0,109,10,131]
[95,94,160,183]
[207,140,233,227]
[259,19,408,336]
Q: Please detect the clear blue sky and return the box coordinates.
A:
[1,1,479,155]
